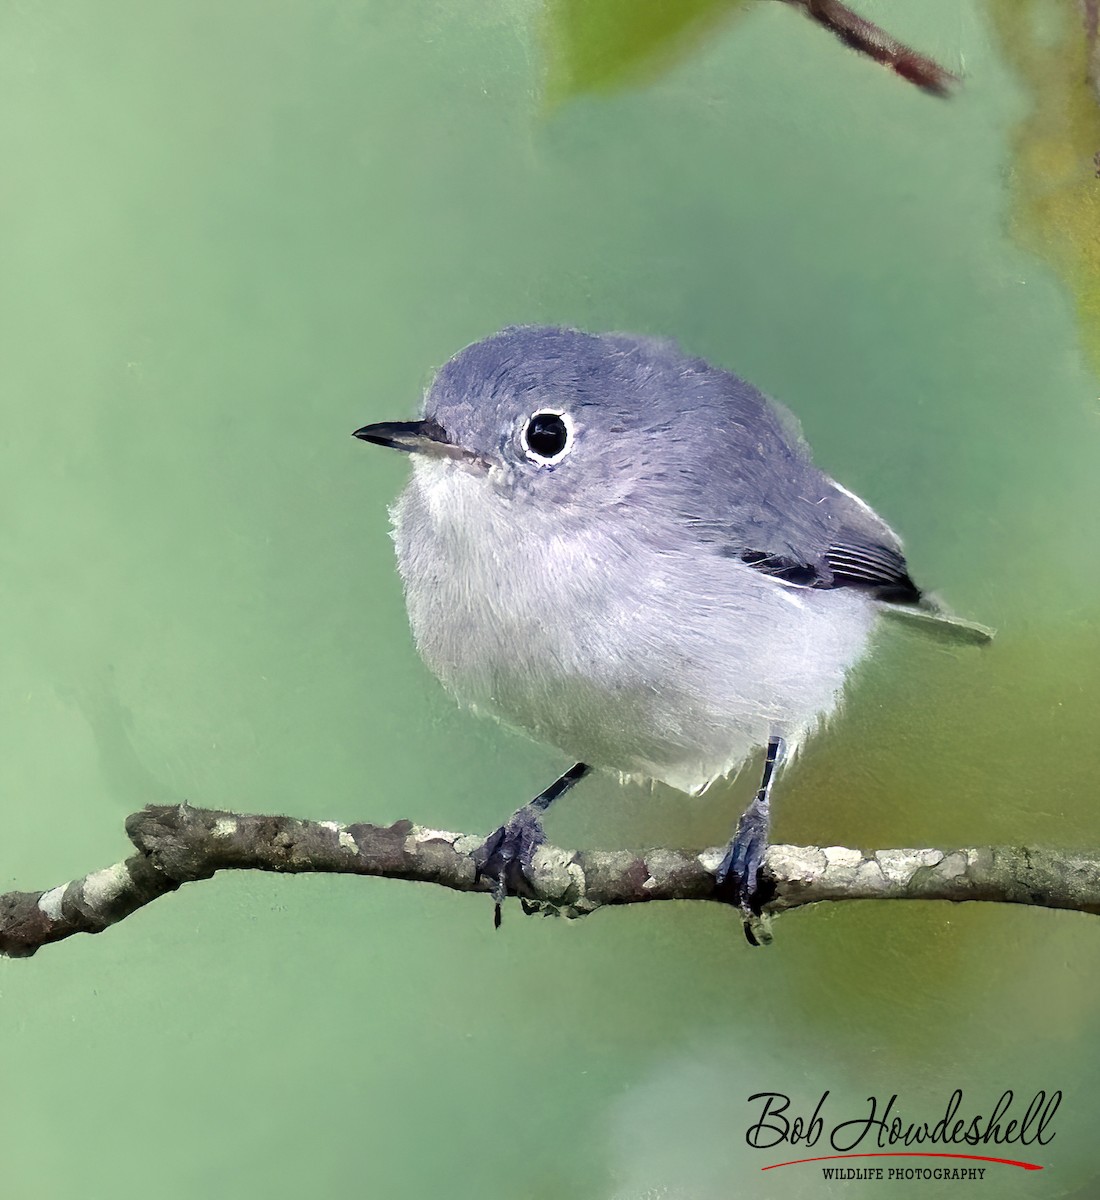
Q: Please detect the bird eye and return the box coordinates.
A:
[522,410,574,465]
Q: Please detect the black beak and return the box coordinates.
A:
[352,418,473,462]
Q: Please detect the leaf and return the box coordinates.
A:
[987,0,1100,379]
[541,0,753,104]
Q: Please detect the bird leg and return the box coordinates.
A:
[473,762,590,928]
[716,735,785,945]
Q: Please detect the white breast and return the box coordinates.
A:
[391,458,877,794]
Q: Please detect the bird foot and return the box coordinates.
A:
[715,795,774,946]
[472,803,547,928]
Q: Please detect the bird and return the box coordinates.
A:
[353,325,990,941]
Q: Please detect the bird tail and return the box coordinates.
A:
[879,593,994,645]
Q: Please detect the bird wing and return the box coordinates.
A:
[734,538,921,603]
[823,536,922,603]
[729,478,923,605]
[728,486,992,641]
[605,344,985,635]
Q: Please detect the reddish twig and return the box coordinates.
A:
[786,0,958,97]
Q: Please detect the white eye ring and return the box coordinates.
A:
[521,409,575,466]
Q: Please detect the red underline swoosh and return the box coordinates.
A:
[761,1152,1043,1172]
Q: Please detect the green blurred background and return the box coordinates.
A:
[2,1,1099,1197]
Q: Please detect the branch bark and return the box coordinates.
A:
[785,0,958,97]
[2,805,1098,958]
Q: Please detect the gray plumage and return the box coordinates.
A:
[381,326,927,795]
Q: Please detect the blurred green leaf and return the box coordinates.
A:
[988,0,1100,377]
[542,0,752,103]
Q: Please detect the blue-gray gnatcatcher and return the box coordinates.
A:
[354,326,989,940]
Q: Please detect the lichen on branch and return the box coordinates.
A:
[2,805,1098,958]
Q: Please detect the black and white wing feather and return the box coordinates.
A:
[731,480,922,604]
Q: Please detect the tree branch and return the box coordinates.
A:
[785,0,958,97]
[2,805,1098,958]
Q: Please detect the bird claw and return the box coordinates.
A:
[715,795,774,946]
[472,803,547,928]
